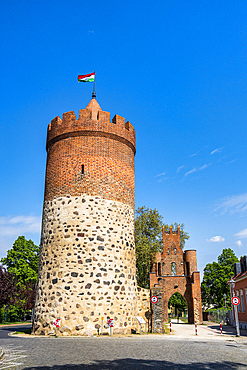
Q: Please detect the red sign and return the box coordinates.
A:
[53,319,61,328]
[231,296,240,306]
[151,295,158,304]
[107,319,114,327]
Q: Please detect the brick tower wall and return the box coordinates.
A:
[184,250,197,276]
[33,99,141,336]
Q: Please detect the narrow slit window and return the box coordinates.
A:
[158,262,161,276]
[81,165,84,175]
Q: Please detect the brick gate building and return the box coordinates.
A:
[150,225,202,331]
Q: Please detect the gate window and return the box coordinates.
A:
[171,262,176,276]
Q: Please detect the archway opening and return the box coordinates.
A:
[168,292,187,321]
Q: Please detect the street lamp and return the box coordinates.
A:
[228,278,240,337]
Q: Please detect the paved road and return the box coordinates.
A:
[0,324,32,339]
[0,324,247,369]
[0,336,247,369]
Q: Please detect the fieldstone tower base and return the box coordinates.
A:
[33,195,137,335]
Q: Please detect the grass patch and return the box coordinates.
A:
[179,317,188,324]
[0,321,31,326]
[13,328,32,335]
[164,324,171,334]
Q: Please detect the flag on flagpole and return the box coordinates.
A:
[78,72,95,82]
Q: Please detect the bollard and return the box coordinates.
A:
[195,322,197,335]
[101,317,104,335]
[110,326,112,337]
[220,322,222,335]
[140,323,142,335]
[170,322,172,334]
[145,322,147,335]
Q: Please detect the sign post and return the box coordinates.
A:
[231,296,240,337]
[136,316,147,335]
[101,317,104,335]
[107,319,114,337]
[150,295,158,334]
[53,318,61,336]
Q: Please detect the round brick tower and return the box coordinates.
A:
[33,98,138,335]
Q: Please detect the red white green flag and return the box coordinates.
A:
[78,72,95,82]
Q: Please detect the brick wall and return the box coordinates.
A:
[44,99,136,209]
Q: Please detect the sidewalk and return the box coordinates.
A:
[169,320,247,341]
[203,321,247,337]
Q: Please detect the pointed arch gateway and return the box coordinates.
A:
[150,225,202,333]
[168,291,187,318]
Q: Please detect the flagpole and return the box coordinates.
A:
[92,70,96,98]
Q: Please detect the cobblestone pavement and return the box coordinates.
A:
[0,334,247,369]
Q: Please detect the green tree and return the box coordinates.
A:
[135,206,163,288]
[168,292,187,313]
[1,236,39,285]
[1,236,39,322]
[135,206,190,288]
[201,248,239,309]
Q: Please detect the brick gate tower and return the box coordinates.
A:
[150,225,202,332]
[32,97,140,335]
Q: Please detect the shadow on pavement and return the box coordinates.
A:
[205,322,247,337]
[20,358,247,369]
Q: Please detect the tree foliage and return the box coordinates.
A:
[17,281,36,318]
[0,236,39,285]
[168,292,187,312]
[0,265,17,308]
[135,206,190,288]
[201,248,239,309]
[135,206,163,288]
[0,236,39,322]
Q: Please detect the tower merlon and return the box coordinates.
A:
[112,114,125,126]
[63,111,76,123]
[97,110,110,124]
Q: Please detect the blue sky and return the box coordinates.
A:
[0,0,247,278]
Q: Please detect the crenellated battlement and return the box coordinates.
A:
[164,224,180,235]
[46,99,135,153]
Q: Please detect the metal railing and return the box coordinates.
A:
[207,308,230,324]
